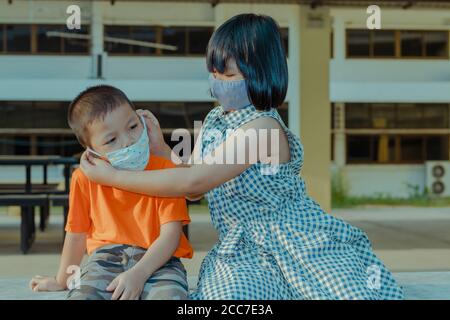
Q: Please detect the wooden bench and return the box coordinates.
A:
[0,194,48,254]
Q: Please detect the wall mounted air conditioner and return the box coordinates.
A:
[425,161,450,197]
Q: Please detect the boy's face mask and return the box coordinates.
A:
[208,73,252,111]
[88,115,150,171]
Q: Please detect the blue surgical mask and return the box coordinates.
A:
[88,115,150,171]
[208,73,252,111]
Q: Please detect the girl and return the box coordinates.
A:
[80,13,404,300]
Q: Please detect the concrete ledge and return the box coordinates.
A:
[1,272,450,300]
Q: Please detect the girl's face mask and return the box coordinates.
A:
[208,73,252,111]
[88,115,150,171]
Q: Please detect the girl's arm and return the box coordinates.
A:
[80,116,286,198]
[136,109,204,200]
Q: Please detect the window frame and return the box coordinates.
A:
[104,25,214,57]
[0,23,90,55]
[346,28,449,60]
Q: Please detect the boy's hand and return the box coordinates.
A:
[29,275,66,292]
[107,268,147,300]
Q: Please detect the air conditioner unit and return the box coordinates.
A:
[425,161,450,197]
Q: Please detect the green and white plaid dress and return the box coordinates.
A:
[189,104,404,300]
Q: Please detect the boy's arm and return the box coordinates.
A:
[30,232,86,291]
[105,221,182,300]
[31,169,91,292]
[56,232,87,287]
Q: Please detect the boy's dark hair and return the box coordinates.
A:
[206,13,288,111]
[68,85,135,147]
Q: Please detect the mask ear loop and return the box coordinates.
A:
[86,147,110,163]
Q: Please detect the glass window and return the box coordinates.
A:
[371,103,396,128]
[36,25,62,53]
[0,25,4,52]
[162,27,186,55]
[63,25,89,53]
[345,103,371,128]
[400,137,423,162]
[280,28,289,56]
[373,30,395,57]
[105,25,131,53]
[187,27,212,55]
[401,31,423,57]
[426,136,449,161]
[422,104,448,128]
[130,26,156,54]
[6,24,31,52]
[347,135,374,162]
[424,31,448,57]
[347,30,370,57]
[13,136,31,155]
[396,104,423,128]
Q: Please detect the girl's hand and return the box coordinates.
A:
[29,275,66,292]
[136,109,169,157]
[79,151,117,186]
[107,268,147,300]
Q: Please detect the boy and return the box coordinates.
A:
[29,85,193,300]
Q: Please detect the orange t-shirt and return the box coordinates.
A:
[65,155,193,258]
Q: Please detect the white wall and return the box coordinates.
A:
[332,164,426,198]
[330,8,450,103]
[0,1,296,105]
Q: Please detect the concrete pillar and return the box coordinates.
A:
[333,15,346,61]
[334,102,346,167]
[298,5,331,212]
[90,1,104,79]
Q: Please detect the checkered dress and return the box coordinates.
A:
[189,105,404,300]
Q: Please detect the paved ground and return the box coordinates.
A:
[1,206,450,279]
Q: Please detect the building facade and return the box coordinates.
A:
[1,0,449,209]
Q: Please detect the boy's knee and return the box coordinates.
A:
[141,282,188,300]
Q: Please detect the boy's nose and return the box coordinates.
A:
[122,134,136,149]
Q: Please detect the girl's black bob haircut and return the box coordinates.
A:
[206,13,288,111]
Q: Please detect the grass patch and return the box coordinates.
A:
[332,195,450,208]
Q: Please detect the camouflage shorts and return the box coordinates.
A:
[66,244,188,300]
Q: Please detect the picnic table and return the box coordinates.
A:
[0,156,78,253]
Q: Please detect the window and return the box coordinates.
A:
[188,27,213,55]
[347,29,396,58]
[0,24,89,54]
[0,25,3,52]
[401,31,423,57]
[346,103,449,129]
[346,135,449,164]
[347,29,449,59]
[162,27,186,55]
[347,30,371,57]
[425,31,448,57]
[373,30,395,57]
[343,103,450,164]
[104,26,133,54]
[401,30,449,57]
[347,135,374,162]
[37,25,62,53]
[63,26,90,53]
[280,27,289,57]
[6,24,31,53]
[105,26,157,54]
[0,101,83,156]
[104,25,213,56]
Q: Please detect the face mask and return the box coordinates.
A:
[208,73,252,111]
[88,115,150,171]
